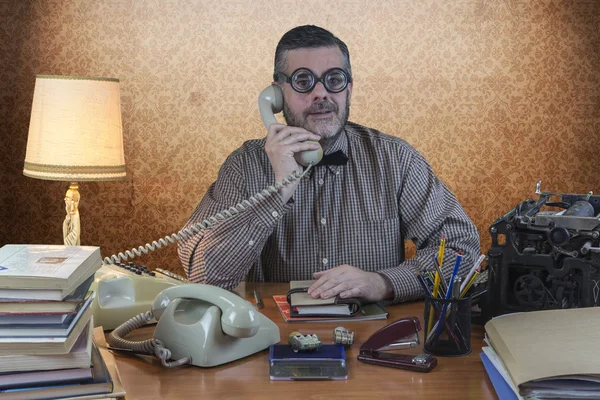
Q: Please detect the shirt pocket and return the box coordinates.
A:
[342,217,402,271]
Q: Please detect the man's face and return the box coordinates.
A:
[277,47,352,142]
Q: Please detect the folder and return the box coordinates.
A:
[484,307,600,399]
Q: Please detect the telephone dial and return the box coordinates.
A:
[107,284,280,367]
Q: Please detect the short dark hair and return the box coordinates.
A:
[273,25,352,82]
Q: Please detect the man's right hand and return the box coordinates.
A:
[264,123,321,203]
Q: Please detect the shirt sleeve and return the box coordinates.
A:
[177,153,293,289]
[377,149,481,303]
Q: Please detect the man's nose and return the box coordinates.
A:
[311,81,329,101]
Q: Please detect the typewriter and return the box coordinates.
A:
[482,181,600,320]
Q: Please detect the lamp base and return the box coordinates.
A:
[63,182,81,246]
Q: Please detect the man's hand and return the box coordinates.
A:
[308,264,394,303]
[264,123,321,203]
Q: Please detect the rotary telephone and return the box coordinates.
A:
[107,284,280,367]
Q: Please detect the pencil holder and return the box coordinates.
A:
[423,296,472,356]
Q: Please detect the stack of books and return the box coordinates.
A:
[0,244,124,399]
[481,307,600,399]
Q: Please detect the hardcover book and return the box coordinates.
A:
[0,320,93,373]
[0,245,102,301]
[0,274,94,314]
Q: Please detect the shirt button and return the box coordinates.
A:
[320,218,326,225]
[322,258,328,265]
[318,179,324,185]
[248,240,255,246]
[272,211,279,218]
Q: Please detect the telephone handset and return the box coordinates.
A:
[108,284,280,367]
[258,85,323,166]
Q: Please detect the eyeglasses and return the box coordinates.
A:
[276,67,352,94]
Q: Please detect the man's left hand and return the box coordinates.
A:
[308,264,393,302]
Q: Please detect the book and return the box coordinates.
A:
[0,313,69,325]
[273,295,388,323]
[0,367,92,390]
[90,326,126,399]
[287,280,361,317]
[0,306,93,356]
[0,292,93,337]
[56,328,127,399]
[484,308,600,399]
[0,319,93,373]
[0,341,112,400]
[0,245,102,300]
[0,275,94,314]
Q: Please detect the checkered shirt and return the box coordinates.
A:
[178,122,480,303]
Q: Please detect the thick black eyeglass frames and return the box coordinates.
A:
[275,68,352,93]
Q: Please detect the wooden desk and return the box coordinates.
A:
[108,282,495,399]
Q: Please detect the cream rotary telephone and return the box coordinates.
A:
[107,284,280,367]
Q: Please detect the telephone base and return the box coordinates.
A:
[90,264,185,330]
[154,298,280,367]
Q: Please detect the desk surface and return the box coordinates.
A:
[107,282,495,400]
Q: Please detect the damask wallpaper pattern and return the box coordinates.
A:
[1,1,599,276]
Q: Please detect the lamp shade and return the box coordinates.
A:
[24,75,126,181]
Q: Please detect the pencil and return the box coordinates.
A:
[427,235,446,337]
[460,269,480,298]
[433,252,463,342]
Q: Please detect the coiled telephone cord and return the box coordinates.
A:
[102,166,313,265]
[107,311,191,368]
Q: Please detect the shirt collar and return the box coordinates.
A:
[320,126,349,173]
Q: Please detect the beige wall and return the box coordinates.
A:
[1,1,599,275]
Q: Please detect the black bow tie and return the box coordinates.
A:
[315,150,348,167]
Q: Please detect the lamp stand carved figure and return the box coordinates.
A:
[23,75,126,245]
[63,183,81,246]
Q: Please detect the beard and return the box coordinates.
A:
[283,92,350,147]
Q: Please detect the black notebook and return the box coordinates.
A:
[286,280,362,317]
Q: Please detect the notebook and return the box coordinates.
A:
[274,295,388,323]
[287,280,362,317]
[484,307,600,398]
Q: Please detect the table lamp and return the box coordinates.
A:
[23,75,126,246]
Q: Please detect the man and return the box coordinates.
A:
[178,25,480,303]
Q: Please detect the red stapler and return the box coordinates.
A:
[357,317,437,372]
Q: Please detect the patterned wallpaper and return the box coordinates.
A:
[1,1,599,276]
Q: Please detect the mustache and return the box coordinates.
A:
[306,101,337,114]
